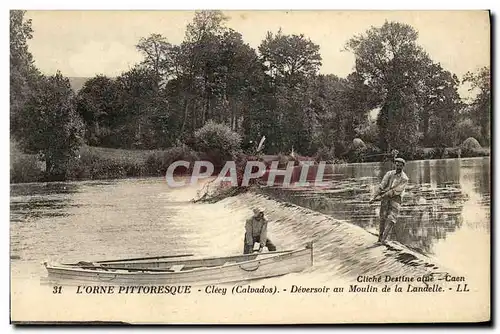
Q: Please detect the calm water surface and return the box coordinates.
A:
[262,157,490,257]
[10,157,490,281]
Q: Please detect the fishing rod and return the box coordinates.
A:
[363,149,400,159]
[369,183,402,203]
[363,152,394,158]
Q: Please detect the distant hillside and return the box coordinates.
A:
[68,77,90,92]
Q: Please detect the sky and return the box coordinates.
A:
[25,10,490,98]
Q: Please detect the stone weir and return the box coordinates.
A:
[216,190,460,285]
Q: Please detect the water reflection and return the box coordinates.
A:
[10,182,80,222]
[10,182,80,197]
[261,157,490,256]
[10,200,73,222]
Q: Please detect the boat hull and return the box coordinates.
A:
[44,246,313,286]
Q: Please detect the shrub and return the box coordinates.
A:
[193,121,242,169]
[67,148,123,180]
[342,142,382,163]
[455,120,482,143]
[430,147,446,159]
[122,159,146,177]
[460,137,483,159]
[411,147,427,160]
[398,146,449,161]
[194,121,242,153]
[276,153,294,168]
[10,140,44,183]
[419,147,444,160]
[443,146,489,159]
[315,146,336,163]
[473,147,490,156]
[461,147,490,158]
[424,148,435,159]
[362,144,382,162]
[443,147,459,158]
[10,154,44,183]
[352,138,366,150]
[233,152,256,186]
[145,144,199,176]
[67,146,147,180]
[461,137,482,151]
[144,153,163,176]
[355,120,379,144]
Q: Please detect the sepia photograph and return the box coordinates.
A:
[9,9,491,324]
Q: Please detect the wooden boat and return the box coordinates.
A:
[43,242,313,286]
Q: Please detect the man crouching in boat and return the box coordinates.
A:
[243,208,277,254]
[371,157,409,244]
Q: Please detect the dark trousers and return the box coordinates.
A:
[243,236,277,254]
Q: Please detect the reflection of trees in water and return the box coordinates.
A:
[394,190,465,254]
[261,179,468,255]
[478,160,491,195]
[10,182,81,222]
[10,182,80,197]
[9,198,82,222]
[250,159,488,255]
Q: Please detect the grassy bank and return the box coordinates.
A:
[10,141,44,183]
[10,144,200,183]
[10,143,491,184]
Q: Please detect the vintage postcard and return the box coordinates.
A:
[9,10,491,324]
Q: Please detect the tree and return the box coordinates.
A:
[463,66,490,145]
[75,75,120,146]
[342,72,381,140]
[136,33,176,87]
[10,10,33,70]
[16,72,84,180]
[345,21,430,152]
[10,10,41,137]
[114,65,170,149]
[165,10,266,143]
[311,73,380,156]
[455,119,481,143]
[185,10,229,43]
[257,29,322,154]
[212,29,263,130]
[259,29,322,86]
[312,74,347,152]
[376,90,421,152]
[419,63,462,146]
[175,11,230,130]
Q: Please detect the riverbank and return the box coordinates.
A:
[10,142,490,184]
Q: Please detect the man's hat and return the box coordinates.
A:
[253,207,264,215]
[394,157,406,165]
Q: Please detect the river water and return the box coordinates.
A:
[261,157,490,261]
[9,157,490,323]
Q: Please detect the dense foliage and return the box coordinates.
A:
[10,10,490,183]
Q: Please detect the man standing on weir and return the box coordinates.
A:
[371,157,409,244]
